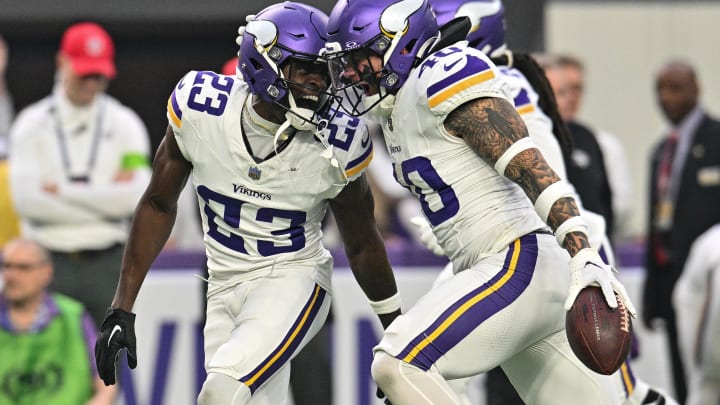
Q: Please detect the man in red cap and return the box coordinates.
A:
[56,22,116,105]
[7,22,152,329]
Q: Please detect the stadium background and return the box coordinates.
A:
[2,0,719,404]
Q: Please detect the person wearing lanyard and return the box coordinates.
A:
[7,22,151,327]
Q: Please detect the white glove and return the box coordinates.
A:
[235,14,256,46]
[564,248,637,317]
[410,216,444,256]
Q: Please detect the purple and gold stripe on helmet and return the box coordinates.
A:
[514,88,535,115]
[397,235,539,370]
[167,90,183,128]
[345,145,374,178]
[239,284,327,394]
[427,54,495,109]
[618,359,636,397]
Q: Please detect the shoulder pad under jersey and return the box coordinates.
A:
[415,44,509,116]
[167,70,237,133]
[317,109,373,181]
[498,66,538,116]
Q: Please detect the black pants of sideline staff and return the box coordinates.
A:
[49,243,124,327]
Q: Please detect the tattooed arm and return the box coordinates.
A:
[444,96,637,314]
[443,96,589,256]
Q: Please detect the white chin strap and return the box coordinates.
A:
[272,95,315,155]
[285,93,316,131]
[285,107,316,131]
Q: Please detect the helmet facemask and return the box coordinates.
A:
[325,0,440,118]
[326,44,397,117]
[277,56,336,131]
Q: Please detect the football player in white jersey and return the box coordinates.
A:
[673,223,720,405]
[93,3,401,404]
[422,1,678,404]
[324,0,636,403]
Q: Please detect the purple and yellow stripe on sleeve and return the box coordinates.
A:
[167,90,183,128]
[514,88,535,115]
[427,55,495,109]
[397,234,539,371]
[239,284,327,394]
[345,144,374,179]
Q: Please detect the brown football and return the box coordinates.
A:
[565,286,633,375]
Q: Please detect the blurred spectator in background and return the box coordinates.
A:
[8,22,151,326]
[0,33,21,249]
[0,34,12,153]
[540,53,634,244]
[221,56,238,78]
[673,223,720,405]
[0,238,116,404]
[643,60,720,403]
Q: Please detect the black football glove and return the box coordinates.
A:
[95,307,137,386]
[376,387,392,405]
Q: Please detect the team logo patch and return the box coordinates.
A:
[248,167,262,180]
[85,37,106,56]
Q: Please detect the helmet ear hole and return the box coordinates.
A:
[404,39,417,54]
[250,58,264,71]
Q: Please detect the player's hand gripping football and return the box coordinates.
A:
[95,308,138,386]
[564,248,637,317]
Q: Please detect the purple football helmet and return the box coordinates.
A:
[325,0,439,116]
[430,0,506,57]
[239,2,330,114]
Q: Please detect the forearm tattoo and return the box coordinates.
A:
[563,231,591,256]
[445,97,590,255]
[444,97,559,200]
[546,198,580,230]
[445,97,527,160]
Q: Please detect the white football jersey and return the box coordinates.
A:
[166,71,373,289]
[379,43,547,272]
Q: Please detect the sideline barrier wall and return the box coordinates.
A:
[118,243,671,405]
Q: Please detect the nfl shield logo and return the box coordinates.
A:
[248,167,262,180]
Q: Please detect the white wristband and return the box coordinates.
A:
[494,137,537,177]
[534,180,575,222]
[555,216,589,246]
[368,293,401,315]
